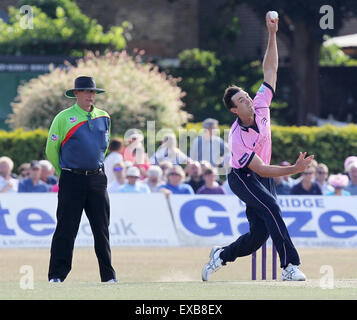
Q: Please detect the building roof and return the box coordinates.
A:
[324,34,357,48]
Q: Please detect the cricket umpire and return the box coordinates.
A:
[46,76,117,283]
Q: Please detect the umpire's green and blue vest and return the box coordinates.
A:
[46,103,110,175]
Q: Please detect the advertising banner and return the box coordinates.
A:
[0,193,179,248]
[170,195,357,247]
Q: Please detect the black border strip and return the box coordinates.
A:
[262,81,275,98]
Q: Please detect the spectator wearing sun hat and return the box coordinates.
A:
[326,174,351,196]
[117,166,150,193]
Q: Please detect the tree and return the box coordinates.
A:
[8,51,189,135]
[0,0,130,56]
[225,0,357,124]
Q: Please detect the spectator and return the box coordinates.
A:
[190,118,230,167]
[39,160,58,185]
[197,168,226,194]
[143,165,164,192]
[185,161,205,193]
[121,132,145,163]
[200,160,223,185]
[158,161,173,182]
[200,160,212,173]
[18,160,50,192]
[327,174,351,196]
[344,156,357,174]
[279,161,297,187]
[107,162,127,192]
[132,147,150,179]
[273,176,291,195]
[158,165,194,195]
[116,166,150,193]
[290,165,322,195]
[345,161,357,195]
[150,133,191,165]
[17,163,30,179]
[103,138,124,185]
[0,156,18,193]
[315,163,334,195]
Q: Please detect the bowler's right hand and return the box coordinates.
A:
[293,152,315,173]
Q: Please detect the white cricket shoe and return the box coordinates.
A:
[281,263,306,281]
[202,246,224,281]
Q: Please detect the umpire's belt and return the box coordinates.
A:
[62,167,103,176]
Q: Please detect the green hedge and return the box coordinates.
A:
[0,129,48,171]
[270,124,357,173]
[1,125,356,174]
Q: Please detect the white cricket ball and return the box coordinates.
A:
[269,11,279,21]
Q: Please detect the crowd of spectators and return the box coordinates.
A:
[1,119,356,197]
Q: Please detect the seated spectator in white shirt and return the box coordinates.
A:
[104,138,124,185]
[0,156,18,193]
[39,160,58,185]
[107,162,127,192]
[315,163,334,195]
[116,166,150,194]
[143,165,164,193]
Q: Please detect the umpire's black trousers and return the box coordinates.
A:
[48,169,116,282]
[220,167,300,268]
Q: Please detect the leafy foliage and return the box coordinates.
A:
[170,49,288,125]
[320,42,357,66]
[8,51,190,135]
[0,0,130,56]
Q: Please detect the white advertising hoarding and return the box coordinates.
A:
[170,195,357,247]
[0,193,179,248]
[1,194,356,248]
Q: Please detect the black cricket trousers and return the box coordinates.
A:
[220,167,300,268]
[48,169,116,282]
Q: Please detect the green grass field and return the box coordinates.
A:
[0,247,356,300]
